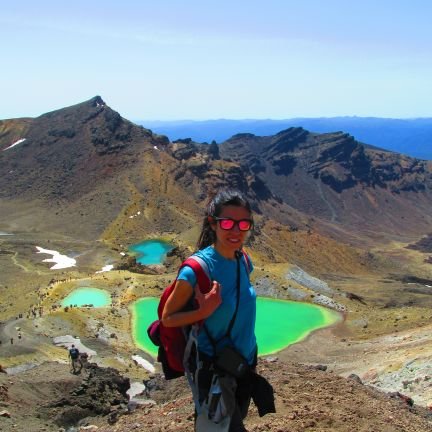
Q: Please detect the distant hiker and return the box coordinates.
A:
[68,344,82,373]
[80,351,89,367]
[160,189,275,431]
[10,337,13,345]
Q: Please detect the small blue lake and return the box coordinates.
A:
[61,287,111,307]
[128,240,174,265]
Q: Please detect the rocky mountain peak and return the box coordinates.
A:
[0,97,159,201]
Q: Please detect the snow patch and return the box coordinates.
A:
[127,381,147,399]
[3,138,26,151]
[36,246,76,269]
[132,355,155,373]
[96,264,114,273]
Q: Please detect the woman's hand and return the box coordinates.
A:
[195,280,222,319]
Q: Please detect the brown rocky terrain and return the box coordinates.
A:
[97,359,432,432]
[220,129,432,243]
[1,358,431,432]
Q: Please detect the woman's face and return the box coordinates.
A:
[210,205,252,258]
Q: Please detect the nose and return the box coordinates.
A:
[231,223,241,233]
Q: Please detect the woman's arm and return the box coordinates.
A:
[161,279,222,327]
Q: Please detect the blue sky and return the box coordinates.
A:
[2,0,431,120]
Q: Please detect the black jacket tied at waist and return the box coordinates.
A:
[250,371,276,417]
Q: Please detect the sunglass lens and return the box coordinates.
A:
[219,219,235,230]
[238,220,252,231]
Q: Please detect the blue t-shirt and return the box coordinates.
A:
[178,246,257,365]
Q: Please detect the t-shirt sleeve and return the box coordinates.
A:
[177,265,197,287]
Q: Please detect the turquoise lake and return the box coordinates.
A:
[131,297,341,357]
[61,287,111,307]
[128,240,173,265]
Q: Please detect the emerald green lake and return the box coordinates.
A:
[61,287,111,307]
[131,297,341,357]
[128,240,173,265]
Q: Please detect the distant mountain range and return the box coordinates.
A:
[139,118,432,160]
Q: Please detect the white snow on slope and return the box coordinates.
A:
[96,264,114,273]
[3,138,26,151]
[36,246,76,269]
[132,355,155,373]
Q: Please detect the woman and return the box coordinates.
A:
[162,189,257,432]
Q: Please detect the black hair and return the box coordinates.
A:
[196,189,253,250]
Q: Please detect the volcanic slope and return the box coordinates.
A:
[3,97,432,246]
[0,98,358,273]
[220,128,432,243]
[2,97,432,284]
[0,96,201,242]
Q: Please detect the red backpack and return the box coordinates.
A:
[147,252,251,380]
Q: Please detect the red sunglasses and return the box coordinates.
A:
[212,217,253,231]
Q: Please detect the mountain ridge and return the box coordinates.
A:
[139,117,432,160]
[2,96,432,245]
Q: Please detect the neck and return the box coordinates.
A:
[213,242,240,259]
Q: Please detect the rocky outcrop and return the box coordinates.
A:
[115,257,163,275]
[406,233,432,252]
[47,363,130,427]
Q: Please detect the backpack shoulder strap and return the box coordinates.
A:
[180,256,211,293]
[241,249,252,275]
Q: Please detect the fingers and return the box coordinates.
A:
[194,280,222,318]
[211,281,222,302]
[211,280,221,293]
[195,280,220,296]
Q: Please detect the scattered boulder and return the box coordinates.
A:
[348,374,363,384]
[388,391,414,407]
[312,364,328,372]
